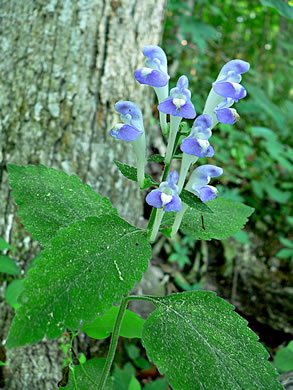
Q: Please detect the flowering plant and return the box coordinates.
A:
[4,46,283,390]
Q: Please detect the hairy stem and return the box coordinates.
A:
[97,296,128,390]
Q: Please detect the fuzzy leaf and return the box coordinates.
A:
[142,291,282,390]
[163,197,254,240]
[6,216,151,348]
[147,154,165,163]
[7,164,116,246]
[63,358,113,390]
[180,189,213,214]
[81,306,145,339]
[114,160,158,189]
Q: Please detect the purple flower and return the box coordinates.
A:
[146,171,182,212]
[213,59,250,100]
[187,165,223,202]
[212,59,249,124]
[134,45,170,87]
[158,76,196,119]
[204,59,250,126]
[180,114,214,158]
[110,101,144,142]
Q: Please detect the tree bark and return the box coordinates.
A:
[0,0,167,388]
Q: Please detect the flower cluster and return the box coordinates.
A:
[110,45,250,241]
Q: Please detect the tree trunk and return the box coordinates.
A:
[0,0,167,388]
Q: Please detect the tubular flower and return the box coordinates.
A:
[186,165,223,202]
[110,101,144,141]
[158,75,196,119]
[134,45,169,88]
[146,171,182,212]
[110,101,146,188]
[203,59,250,126]
[180,114,214,158]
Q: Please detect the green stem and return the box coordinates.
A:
[97,296,128,390]
[149,208,165,243]
[165,116,182,164]
[126,295,157,303]
[146,161,171,239]
[177,154,198,194]
[171,203,188,237]
[69,364,78,390]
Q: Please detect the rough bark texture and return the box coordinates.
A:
[0,0,167,388]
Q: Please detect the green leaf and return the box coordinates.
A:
[260,0,293,20]
[5,279,24,310]
[250,126,277,141]
[6,216,151,348]
[265,184,291,204]
[276,248,293,259]
[164,197,254,240]
[8,164,116,246]
[0,255,20,275]
[274,343,293,373]
[82,306,145,339]
[133,357,151,369]
[0,238,16,251]
[64,358,113,390]
[279,237,293,248]
[128,376,141,390]
[147,155,165,163]
[0,361,5,367]
[180,189,213,214]
[113,363,136,390]
[143,378,169,390]
[126,344,140,360]
[114,160,158,189]
[142,291,282,390]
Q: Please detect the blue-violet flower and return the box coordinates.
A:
[146,171,182,212]
[204,59,250,126]
[186,164,223,202]
[134,45,169,88]
[180,114,214,158]
[110,101,146,188]
[158,75,196,119]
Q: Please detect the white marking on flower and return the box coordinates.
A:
[231,82,243,93]
[161,193,173,207]
[141,67,153,76]
[197,139,209,152]
[173,98,186,110]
